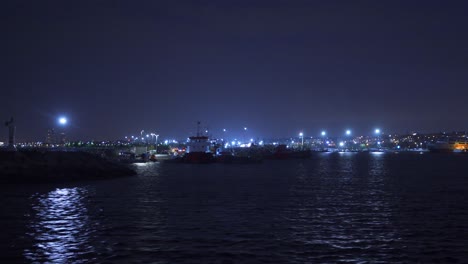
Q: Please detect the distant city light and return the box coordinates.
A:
[244,127,247,131]
[299,132,303,137]
[375,128,381,134]
[321,131,326,136]
[346,130,351,135]
[223,129,226,132]
[339,141,345,147]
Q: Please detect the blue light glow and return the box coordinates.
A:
[58,117,67,125]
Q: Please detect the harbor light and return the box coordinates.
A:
[58,117,67,125]
[299,132,304,150]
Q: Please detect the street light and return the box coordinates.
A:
[321,131,327,150]
[375,128,381,149]
[57,116,68,145]
[299,132,304,150]
[243,127,247,143]
[58,117,67,126]
[150,133,159,153]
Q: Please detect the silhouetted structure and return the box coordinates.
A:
[4,117,16,151]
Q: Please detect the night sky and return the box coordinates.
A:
[2,0,468,141]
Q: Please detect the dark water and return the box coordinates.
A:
[2,152,468,263]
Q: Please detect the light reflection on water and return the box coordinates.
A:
[285,153,400,262]
[24,187,95,263]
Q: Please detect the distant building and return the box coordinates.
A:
[46,128,55,144]
[58,132,67,144]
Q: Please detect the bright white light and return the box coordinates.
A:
[250,138,254,142]
[299,132,303,137]
[375,129,381,134]
[223,129,226,132]
[231,141,236,145]
[346,130,351,135]
[339,141,345,147]
[321,131,326,136]
[58,117,67,125]
[244,127,247,131]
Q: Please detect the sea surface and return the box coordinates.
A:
[1,152,468,263]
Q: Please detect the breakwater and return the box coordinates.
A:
[0,151,136,183]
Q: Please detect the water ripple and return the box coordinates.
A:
[1,153,467,262]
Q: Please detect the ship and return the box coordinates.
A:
[183,122,215,163]
[427,138,468,153]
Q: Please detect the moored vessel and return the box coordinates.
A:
[183,122,215,163]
